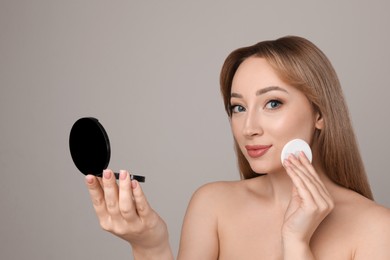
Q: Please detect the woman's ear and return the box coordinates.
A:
[315,112,324,130]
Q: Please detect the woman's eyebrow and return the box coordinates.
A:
[256,86,288,95]
[231,86,288,98]
[231,92,243,98]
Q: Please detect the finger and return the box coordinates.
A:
[286,156,331,210]
[295,152,333,200]
[299,152,332,198]
[297,152,324,186]
[286,156,326,200]
[289,152,327,196]
[131,180,152,219]
[102,169,122,220]
[97,176,103,186]
[118,170,138,221]
[288,153,316,182]
[284,160,315,204]
[285,156,332,211]
[285,185,301,218]
[85,174,109,219]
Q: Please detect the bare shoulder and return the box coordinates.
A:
[190,177,263,205]
[185,178,262,224]
[189,180,244,207]
[334,188,390,228]
[361,199,390,221]
[354,196,390,236]
[178,180,245,260]
[356,198,390,235]
[337,189,390,224]
[333,188,390,259]
[355,200,390,259]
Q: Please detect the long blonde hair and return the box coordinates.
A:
[220,36,373,200]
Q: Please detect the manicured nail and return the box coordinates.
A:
[283,159,290,167]
[85,175,94,184]
[119,170,127,180]
[103,170,112,179]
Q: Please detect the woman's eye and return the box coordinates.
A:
[231,105,246,113]
[265,100,282,110]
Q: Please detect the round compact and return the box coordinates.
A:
[69,117,145,182]
[281,138,312,164]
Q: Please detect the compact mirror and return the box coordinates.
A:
[69,117,145,182]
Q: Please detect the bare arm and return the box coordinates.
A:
[177,183,220,260]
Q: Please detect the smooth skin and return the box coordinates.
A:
[85,57,390,259]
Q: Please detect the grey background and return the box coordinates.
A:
[1,1,389,259]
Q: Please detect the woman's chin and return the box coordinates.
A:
[249,162,285,175]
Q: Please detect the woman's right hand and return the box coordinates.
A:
[85,169,173,259]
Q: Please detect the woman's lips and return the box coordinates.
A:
[245,145,272,158]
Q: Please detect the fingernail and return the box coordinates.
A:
[131,180,138,189]
[119,170,127,180]
[85,175,94,184]
[103,170,112,179]
[283,159,290,166]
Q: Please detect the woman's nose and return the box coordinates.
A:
[243,111,263,137]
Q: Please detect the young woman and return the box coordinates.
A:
[85,36,390,259]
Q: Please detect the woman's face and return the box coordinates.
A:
[230,57,323,174]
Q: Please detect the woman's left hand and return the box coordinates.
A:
[282,151,334,246]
